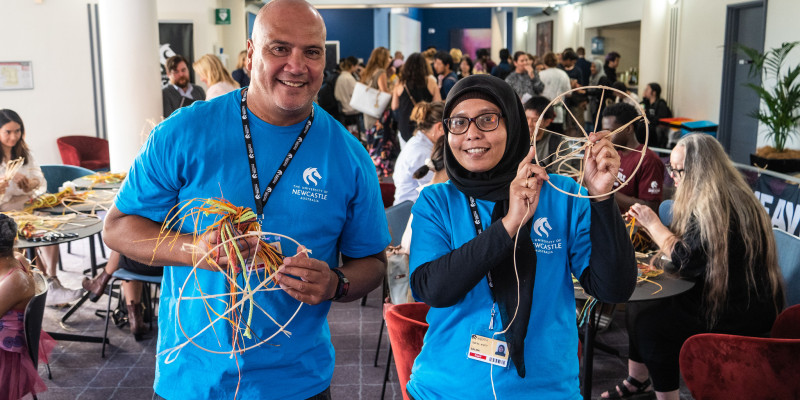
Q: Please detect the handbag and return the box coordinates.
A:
[386,245,411,305]
[350,82,391,118]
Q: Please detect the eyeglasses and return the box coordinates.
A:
[665,163,685,177]
[444,113,503,135]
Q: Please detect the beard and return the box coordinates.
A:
[174,76,189,89]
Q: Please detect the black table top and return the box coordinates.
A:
[14,214,103,249]
[574,269,695,302]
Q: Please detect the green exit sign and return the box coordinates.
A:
[215,8,231,25]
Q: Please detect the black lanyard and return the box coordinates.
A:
[468,196,494,289]
[240,87,314,217]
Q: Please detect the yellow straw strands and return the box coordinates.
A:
[84,171,126,186]
[155,197,307,400]
[23,187,90,213]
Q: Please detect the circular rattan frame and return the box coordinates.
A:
[532,85,650,198]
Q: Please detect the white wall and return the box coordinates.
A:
[0,0,96,166]
[0,0,246,166]
[673,0,800,149]
[759,0,800,149]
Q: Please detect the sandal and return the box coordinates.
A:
[601,376,654,399]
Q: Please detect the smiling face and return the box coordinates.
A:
[247,0,326,125]
[0,121,22,153]
[447,98,507,173]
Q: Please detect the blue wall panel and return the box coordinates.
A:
[318,9,375,62]
[419,8,492,52]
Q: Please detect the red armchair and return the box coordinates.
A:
[56,135,110,171]
[679,334,800,400]
[385,302,430,400]
[680,305,800,399]
[772,304,800,339]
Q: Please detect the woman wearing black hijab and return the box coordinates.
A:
[407,75,636,399]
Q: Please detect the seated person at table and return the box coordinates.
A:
[0,109,82,305]
[0,215,54,399]
[524,96,573,173]
[82,252,163,340]
[392,101,445,205]
[602,103,664,213]
[603,133,785,400]
[407,74,636,399]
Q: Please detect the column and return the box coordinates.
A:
[98,0,162,172]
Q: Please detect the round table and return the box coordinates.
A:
[35,189,117,215]
[69,176,124,190]
[575,268,695,400]
[15,214,103,249]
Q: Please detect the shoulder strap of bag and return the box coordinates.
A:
[404,84,417,106]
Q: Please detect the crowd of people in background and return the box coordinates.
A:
[2,1,787,398]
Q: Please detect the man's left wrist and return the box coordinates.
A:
[329,268,350,301]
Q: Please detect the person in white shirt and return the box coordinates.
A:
[334,58,359,116]
[0,109,82,305]
[538,52,572,132]
[392,101,444,204]
[193,54,240,100]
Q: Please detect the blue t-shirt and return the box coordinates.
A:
[115,91,390,399]
[407,176,590,400]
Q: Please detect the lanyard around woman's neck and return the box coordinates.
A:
[239,87,314,218]
[468,195,494,290]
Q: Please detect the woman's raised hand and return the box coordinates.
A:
[502,146,549,238]
[582,131,620,200]
[627,203,662,232]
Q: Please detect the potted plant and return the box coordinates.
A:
[739,41,800,173]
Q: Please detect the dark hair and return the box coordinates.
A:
[0,214,18,256]
[476,48,490,60]
[460,56,474,74]
[166,55,189,73]
[576,47,586,56]
[612,81,628,94]
[561,49,578,61]
[0,109,31,165]
[603,102,638,127]
[400,53,429,88]
[410,101,444,133]
[605,51,621,65]
[543,52,558,68]
[523,96,555,120]
[647,82,662,99]
[413,135,445,179]
[339,57,355,70]
[499,48,510,60]
[434,51,454,70]
[512,51,528,63]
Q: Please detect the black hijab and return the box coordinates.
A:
[443,74,536,378]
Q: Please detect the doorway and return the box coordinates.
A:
[719,1,767,164]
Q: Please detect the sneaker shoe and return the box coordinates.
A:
[46,277,84,305]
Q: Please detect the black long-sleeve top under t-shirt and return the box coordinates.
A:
[410,195,637,308]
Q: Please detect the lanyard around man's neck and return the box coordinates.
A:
[239,87,314,217]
